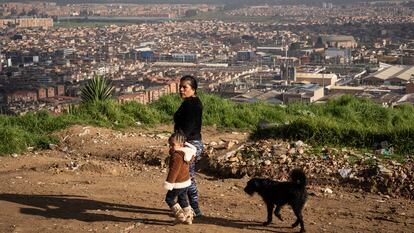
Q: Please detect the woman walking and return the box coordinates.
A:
[174,75,204,218]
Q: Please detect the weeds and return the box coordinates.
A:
[253,95,414,155]
[0,94,413,156]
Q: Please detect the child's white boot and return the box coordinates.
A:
[182,206,194,225]
[170,203,186,224]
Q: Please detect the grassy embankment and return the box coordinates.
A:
[1,93,414,159]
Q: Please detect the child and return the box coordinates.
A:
[164,132,196,224]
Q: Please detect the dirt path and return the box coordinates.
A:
[0,125,413,233]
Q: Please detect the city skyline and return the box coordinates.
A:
[0,1,414,114]
[1,0,405,6]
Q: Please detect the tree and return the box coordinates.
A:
[27,8,39,16]
[289,42,301,51]
[80,76,114,104]
[315,36,325,48]
[185,9,198,17]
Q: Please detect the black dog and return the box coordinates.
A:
[244,168,307,232]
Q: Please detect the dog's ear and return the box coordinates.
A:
[246,179,254,187]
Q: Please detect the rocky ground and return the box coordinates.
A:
[0,125,413,233]
[205,139,414,199]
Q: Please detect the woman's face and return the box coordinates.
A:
[179,80,195,99]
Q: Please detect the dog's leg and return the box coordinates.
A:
[274,205,283,221]
[291,204,305,232]
[291,219,300,228]
[263,202,274,226]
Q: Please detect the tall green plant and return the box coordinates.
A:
[80,76,114,104]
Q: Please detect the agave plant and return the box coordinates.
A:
[80,76,114,104]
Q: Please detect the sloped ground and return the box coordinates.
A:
[0,125,413,233]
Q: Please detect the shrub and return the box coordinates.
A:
[253,95,414,154]
[1,93,414,156]
[80,76,114,104]
[75,100,135,128]
[0,125,31,154]
[150,94,181,123]
[121,101,164,125]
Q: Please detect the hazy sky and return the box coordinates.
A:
[3,0,380,4]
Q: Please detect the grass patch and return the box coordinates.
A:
[252,95,414,155]
[1,93,413,158]
[0,111,75,155]
[347,155,361,165]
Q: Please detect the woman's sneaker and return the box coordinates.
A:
[193,208,203,218]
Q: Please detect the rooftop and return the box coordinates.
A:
[367,65,414,81]
[296,72,338,79]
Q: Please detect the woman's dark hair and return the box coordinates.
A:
[180,75,198,93]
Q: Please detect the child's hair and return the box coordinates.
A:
[169,131,186,145]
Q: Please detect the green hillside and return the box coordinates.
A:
[1,93,414,157]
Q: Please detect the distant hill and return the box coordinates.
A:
[1,0,400,6]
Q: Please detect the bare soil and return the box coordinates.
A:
[0,125,413,233]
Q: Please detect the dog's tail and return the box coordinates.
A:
[289,168,307,187]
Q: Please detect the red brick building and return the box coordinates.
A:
[38,87,47,99]
[5,90,37,104]
[116,92,148,104]
[406,82,414,94]
[47,87,55,97]
[57,85,65,96]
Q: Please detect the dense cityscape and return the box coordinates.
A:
[1,1,414,115]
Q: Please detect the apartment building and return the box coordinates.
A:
[0,18,53,28]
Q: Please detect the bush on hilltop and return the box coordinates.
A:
[0,93,414,156]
